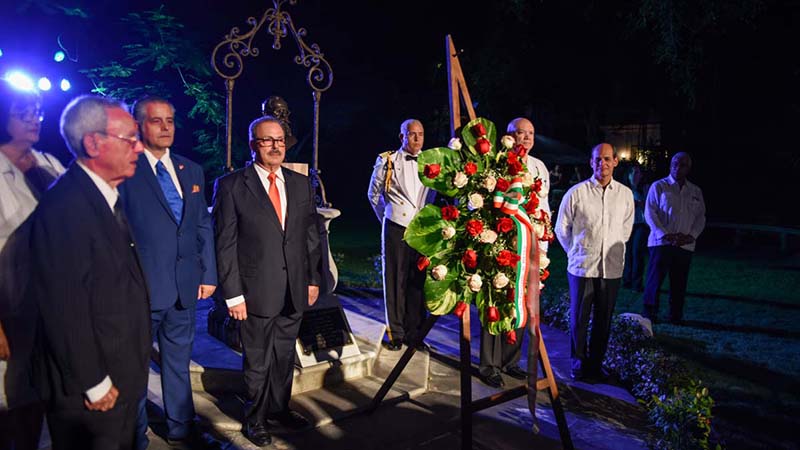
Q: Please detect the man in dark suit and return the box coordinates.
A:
[119,97,217,449]
[212,116,321,447]
[28,95,150,449]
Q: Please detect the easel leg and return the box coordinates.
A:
[538,330,574,450]
[369,314,438,412]
[459,312,472,450]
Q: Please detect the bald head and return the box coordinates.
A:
[670,152,692,183]
[507,117,535,152]
[589,143,619,186]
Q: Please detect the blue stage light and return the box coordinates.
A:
[54,51,66,62]
[4,71,35,91]
[38,77,52,91]
[60,78,71,91]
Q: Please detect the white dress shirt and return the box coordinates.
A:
[645,175,706,252]
[0,149,65,251]
[225,164,287,308]
[144,148,183,198]
[75,161,117,403]
[555,177,634,279]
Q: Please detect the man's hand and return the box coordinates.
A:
[308,285,320,306]
[675,233,695,246]
[198,284,217,299]
[84,385,119,412]
[228,302,248,321]
[0,323,10,360]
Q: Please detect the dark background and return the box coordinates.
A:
[1,0,797,227]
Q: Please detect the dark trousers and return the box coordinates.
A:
[47,400,138,450]
[0,402,44,450]
[643,245,693,321]
[382,220,426,342]
[567,274,620,375]
[240,302,302,427]
[135,301,196,447]
[623,223,649,290]
[479,327,524,376]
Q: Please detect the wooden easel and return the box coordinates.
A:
[369,35,573,450]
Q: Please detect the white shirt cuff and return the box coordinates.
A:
[225,295,245,307]
[85,376,112,403]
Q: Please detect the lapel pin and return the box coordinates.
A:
[178,164,185,170]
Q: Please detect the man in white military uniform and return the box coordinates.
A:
[367,119,434,351]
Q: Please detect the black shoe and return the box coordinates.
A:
[244,422,272,447]
[404,338,431,352]
[503,366,527,380]
[382,339,403,351]
[480,371,505,388]
[269,409,310,430]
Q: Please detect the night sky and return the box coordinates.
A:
[1,0,797,227]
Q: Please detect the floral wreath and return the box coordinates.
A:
[404,118,553,342]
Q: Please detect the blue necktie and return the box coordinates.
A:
[155,160,183,223]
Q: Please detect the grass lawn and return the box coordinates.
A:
[330,219,800,448]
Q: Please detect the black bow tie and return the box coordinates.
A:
[405,154,418,161]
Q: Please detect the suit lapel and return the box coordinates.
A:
[242,164,284,235]
[139,154,179,225]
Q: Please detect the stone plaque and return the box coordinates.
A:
[298,307,353,355]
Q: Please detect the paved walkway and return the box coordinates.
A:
[128,287,653,449]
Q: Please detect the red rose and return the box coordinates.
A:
[417,256,430,271]
[476,138,491,155]
[471,122,487,137]
[496,250,520,267]
[508,160,524,175]
[453,301,468,318]
[487,305,500,322]
[495,178,510,192]
[532,179,542,193]
[461,249,478,269]
[524,194,540,213]
[464,161,478,176]
[441,205,459,221]
[496,217,514,233]
[507,151,518,164]
[540,268,550,281]
[513,144,527,159]
[505,330,517,345]
[465,219,484,237]
[424,163,441,179]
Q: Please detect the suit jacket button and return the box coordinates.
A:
[282,267,287,271]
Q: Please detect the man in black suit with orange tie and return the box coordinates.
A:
[28,95,151,449]
[212,116,321,447]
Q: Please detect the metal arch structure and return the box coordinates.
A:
[211,0,334,207]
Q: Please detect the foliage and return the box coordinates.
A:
[404,118,553,335]
[79,6,226,176]
[541,292,720,449]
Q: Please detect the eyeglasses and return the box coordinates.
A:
[253,136,286,147]
[10,108,44,123]
[95,131,142,148]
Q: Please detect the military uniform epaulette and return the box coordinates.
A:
[379,150,396,192]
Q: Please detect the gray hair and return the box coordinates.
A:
[399,119,422,135]
[60,95,127,158]
[248,115,283,140]
[132,96,175,125]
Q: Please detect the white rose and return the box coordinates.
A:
[441,226,456,240]
[539,253,550,270]
[522,171,534,187]
[431,265,448,281]
[531,221,545,239]
[501,135,516,149]
[467,193,484,210]
[467,274,483,292]
[478,229,498,244]
[483,175,497,192]
[447,137,463,150]
[492,272,510,289]
[453,172,468,188]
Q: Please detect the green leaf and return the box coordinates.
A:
[423,268,460,315]
[416,147,464,197]
[403,205,453,257]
